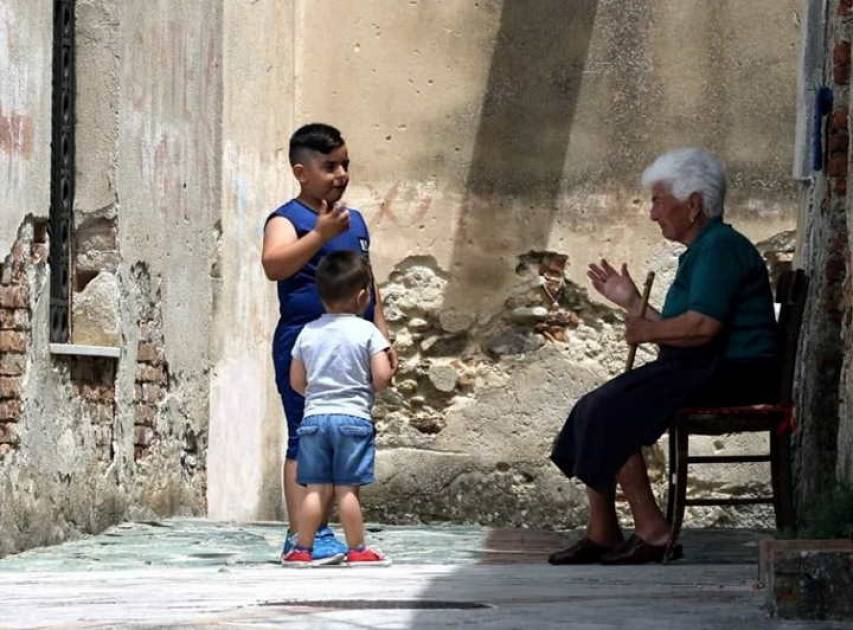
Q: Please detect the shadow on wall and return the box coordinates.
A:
[443,0,599,310]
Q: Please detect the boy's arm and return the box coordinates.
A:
[289,358,307,396]
[370,350,394,393]
[261,201,350,281]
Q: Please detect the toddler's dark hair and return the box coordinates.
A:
[289,123,344,165]
[316,251,371,304]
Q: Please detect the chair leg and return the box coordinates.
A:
[667,425,689,558]
[770,429,795,532]
[665,426,676,524]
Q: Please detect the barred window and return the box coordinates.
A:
[49,0,76,342]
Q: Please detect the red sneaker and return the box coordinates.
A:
[280,548,312,568]
[346,547,392,567]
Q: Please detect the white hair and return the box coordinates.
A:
[640,148,727,218]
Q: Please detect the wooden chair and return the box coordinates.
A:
[665,269,808,549]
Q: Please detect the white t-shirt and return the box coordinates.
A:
[291,314,390,421]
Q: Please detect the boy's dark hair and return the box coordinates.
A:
[289,123,345,165]
[316,251,371,304]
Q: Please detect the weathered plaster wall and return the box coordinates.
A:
[0,0,219,556]
[0,1,51,255]
[1,0,808,548]
[275,0,801,528]
[793,0,853,511]
[826,1,853,489]
[207,0,293,522]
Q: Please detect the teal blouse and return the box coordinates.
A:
[661,219,777,359]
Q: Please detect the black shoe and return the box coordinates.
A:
[548,537,619,565]
[599,534,683,565]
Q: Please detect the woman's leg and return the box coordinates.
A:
[616,452,670,545]
[586,484,624,546]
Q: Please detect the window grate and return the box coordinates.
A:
[49,0,76,343]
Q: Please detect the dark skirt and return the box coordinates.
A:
[550,345,779,494]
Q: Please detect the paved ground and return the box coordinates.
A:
[1,519,850,628]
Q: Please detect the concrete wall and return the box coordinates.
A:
[254,0,801,528]
[207,0,293,521]
[0,1,51,255]
[1,0,807,552]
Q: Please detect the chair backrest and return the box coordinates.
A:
[775,269,809,404]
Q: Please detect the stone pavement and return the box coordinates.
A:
[1,519,851,628]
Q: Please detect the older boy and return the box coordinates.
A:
[261,124,396,562]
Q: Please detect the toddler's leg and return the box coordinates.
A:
[334,485,365,549]
[298,484,333,550]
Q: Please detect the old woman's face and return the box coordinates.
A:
[648,182,695,244]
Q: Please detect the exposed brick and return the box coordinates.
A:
[0,376,21,399]
[134,445,147,460]
[134,425,155,447]
[80,383,114,403]
[0,400,21,420]
[10,241,26,264]
[90,403,115,425]
[33,220,48,244]
[140,382,164,404]
[835,41,852,68]
[30,243,48,264]
[137,364,166,383]
[0,443,12,457]
[828,130,849,153]
[836,177,848,196]
[0,330,28,353]
[0,309,30,330]
[0,421,19,444]
[0,353,25,376]
[827,154,848,177]
[135,403,156,426]
[0,286,27,309]
[834,41,851,85]
[137,342,162,364]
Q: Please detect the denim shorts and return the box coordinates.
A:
[296,414,376,486]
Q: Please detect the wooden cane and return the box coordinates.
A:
[625,271,655,371]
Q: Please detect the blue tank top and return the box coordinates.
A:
[267,198,375,330]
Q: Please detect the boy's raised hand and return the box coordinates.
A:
[314,199,351,241]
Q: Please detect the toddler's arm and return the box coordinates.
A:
[290,358,308,396]
[370,351,393,393]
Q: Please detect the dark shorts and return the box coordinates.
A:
[296,414,376,486]
[550,346,779,493]
[273,323,304,460]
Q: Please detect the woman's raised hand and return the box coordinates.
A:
[587,259,641,311]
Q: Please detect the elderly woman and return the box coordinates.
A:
[549,148,779,565]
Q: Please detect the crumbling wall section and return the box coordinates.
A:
[0,0,217,556]
[362,245,793,529]
[0,216,209,557]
